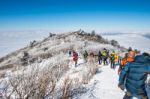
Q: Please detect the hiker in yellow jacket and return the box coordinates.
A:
[110,51,118,69]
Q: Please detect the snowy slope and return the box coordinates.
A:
[78,65,124,99]
[0,32,149,99]
[0,31,132,99]
[102,33,150,52]
[63,55,124,99]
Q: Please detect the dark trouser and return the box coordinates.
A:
[98,57,102,64]
[84,57,87,63]
[123,93,132,99]
[110,61,115,69]
[146,84,150,99]
[123,92,148,99]
[118,58,121,64]
[103,58,108,65]
[75,60,77,67]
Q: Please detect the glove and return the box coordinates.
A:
[118,83,125,91]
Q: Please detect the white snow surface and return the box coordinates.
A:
[78,66,124,99]
[52,53,125,99]
[65,55,125,99]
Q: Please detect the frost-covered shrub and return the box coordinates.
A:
[110,39,119,47]
[29,40,37,48]
[60,77,73,99]
[0,64,14,70]
[82,63,99,84]
[0,57,70,99]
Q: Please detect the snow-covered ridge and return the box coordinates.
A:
[0,30,126,99]
[0,30,125,68]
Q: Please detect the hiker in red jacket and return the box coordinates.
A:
[72,51,78,67]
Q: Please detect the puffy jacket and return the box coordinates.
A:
[114,54,118,62]
[83,51,88,58]
[73,52,78,61]
[119,54,134,70]
[120,57,134,68]
[120,58,127,66]
[102,50,109,59]
[102,50,107,57]
[110,53,115,62]
[119,55,150,95]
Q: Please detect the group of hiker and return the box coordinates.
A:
[92,48,120,69]
[69,47,150,99]
[69,48,120,68]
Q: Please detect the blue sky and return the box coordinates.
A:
[0,0,150,32]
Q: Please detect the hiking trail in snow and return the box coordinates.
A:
[79,64,125,99]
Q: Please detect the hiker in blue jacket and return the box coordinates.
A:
[145,70,150,99]
[118,53,150,99]
[144,52,150,99]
